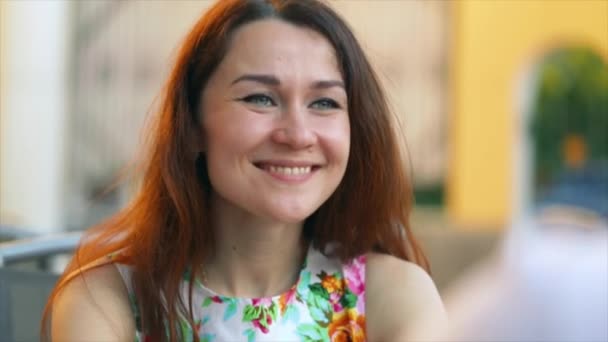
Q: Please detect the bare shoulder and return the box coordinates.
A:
[366,253,446,341]
[51,263,135,341]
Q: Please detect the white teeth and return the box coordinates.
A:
[267,165,312,176]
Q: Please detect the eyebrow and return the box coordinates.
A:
[231,74,279,86]
[312,80,345,90]
[230,74,345,90]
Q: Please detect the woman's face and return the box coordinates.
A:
[200,19,350,223]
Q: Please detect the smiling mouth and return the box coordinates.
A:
[253,162,321,177]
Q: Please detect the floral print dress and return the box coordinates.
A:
[113,248,366,342]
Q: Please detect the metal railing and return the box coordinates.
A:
[0,230,82,267]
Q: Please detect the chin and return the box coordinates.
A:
[270,212,311,224]
[266,205,318,224]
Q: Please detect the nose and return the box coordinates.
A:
[271,105,317,149]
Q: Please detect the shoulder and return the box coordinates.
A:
[51,262,135,341]
[365,252,446,341]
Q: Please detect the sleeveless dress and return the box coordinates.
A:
[104,247,366,342]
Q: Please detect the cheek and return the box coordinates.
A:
[321,118,351,164]
[204,109,265,148]
[340,121,351,158]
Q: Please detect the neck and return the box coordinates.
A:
[205,197,307,298]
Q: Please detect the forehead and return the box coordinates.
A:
[215,19,342,81]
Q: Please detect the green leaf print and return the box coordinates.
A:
[340,288,358,309]
[304,290,332,328]
[179,319,194,342]
[296,324,328,342]
[255,305,262,317]
[281,304,300,324]
[200,333,216,342]
[202,297,213,308]
[309,283,330,300]
[307,291,332,314]
[243,304,258,322]
[259,310,270,329]
[297,271,311,297]
[243,328,256,342]
[223,300,238,321]
[269,302,279,322]
[309,307,330,325]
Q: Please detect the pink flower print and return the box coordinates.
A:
[344,255,365,296]
[344,255,366,314]
[330,292,344,312]
[211,295,223,303]
[252,297,273,306]
[252,314,273,334]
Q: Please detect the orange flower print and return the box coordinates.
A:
[321,273,343,294]
[328,309,366,342]
[278,287,296,314]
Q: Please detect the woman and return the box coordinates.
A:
[44,0,445,341]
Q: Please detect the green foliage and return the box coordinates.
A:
[531,47,608,186]
[414,185,444,206]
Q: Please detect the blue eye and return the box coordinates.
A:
[240,94,276,107]
[311,98,340,110]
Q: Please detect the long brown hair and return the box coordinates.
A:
[42,0,428,340]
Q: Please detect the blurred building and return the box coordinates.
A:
[1,0,450,232]
[447,0,608,228]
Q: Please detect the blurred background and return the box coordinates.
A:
[0,1,607,340]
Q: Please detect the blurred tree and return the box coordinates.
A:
[531,47,608,193]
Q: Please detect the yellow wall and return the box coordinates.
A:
[448,0,608,228]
